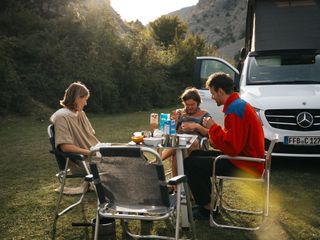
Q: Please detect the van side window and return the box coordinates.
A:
[200,60,235,88]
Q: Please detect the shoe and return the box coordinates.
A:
[192,206,210,220]
[55,182,89,195]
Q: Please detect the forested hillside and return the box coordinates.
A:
[0,0,215,117]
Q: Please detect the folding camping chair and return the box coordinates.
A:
[210,134,278,230]
[88,145,196,240]
[200,137,210,151]
[47,124,91,232]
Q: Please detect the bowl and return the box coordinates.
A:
[179,137,188,146]
[143,137,162,147]
[131,135,144,144]
[177,134,193,143]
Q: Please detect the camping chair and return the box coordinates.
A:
[47,124,91,231]
[210,134,278,230]
[88,145,196,240]
[200,137,210,151]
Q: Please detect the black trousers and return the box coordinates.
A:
[184,150,239,206]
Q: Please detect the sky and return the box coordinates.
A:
[110,0,199,25]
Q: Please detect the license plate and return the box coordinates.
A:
[284,136,320,145]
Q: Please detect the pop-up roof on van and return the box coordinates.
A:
[249,0,320,51]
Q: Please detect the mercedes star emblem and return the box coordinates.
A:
[296,112,313,128]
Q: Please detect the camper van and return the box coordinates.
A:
[194,0,320,157]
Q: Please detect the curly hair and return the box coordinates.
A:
[180,87,202,106]
[206,72,234,94]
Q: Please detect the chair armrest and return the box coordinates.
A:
[54,149,85,161]
[85,174,93,182]
[63,152,85,161]
[213,155,266,179]
[214,155,265,164]
[200,137,209,151]
[168,175,187,185]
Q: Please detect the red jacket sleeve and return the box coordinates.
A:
[209,113,247,156]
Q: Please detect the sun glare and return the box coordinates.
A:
[110,0,198,25]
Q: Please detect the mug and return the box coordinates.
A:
[162,134,171,147]
[170,135,179,147]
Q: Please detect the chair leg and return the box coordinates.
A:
[174,185,181,240]
[217,180,224,211]
[52,158,87,231]
[121,219,129,239]
[184,183,197,240]
[265,170,270,217]
[93,208,100,240]
[211,178,222,213]
[52,159,70,233]
[210,178,266,230]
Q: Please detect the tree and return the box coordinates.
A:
[149,16,187,48]
[166,34,215,87]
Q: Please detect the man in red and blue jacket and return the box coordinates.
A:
[184,72,265,220]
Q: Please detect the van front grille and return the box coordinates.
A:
[264,109,320,131]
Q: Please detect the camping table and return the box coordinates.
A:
[157,134,198,228]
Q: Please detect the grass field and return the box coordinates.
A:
[0,110,319,240]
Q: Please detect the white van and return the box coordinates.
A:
[194,0,320,158]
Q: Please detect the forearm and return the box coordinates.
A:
[208,120,244,156]
[60,144,90,156]
[196,124,209,137]
[181,122,208,136]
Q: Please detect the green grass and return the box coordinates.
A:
[0,110,319,240]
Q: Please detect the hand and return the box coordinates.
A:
[202,117,216,129]
[171,109,181,122]
[181,122,198,131]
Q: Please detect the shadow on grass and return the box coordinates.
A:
[269,157,320,240]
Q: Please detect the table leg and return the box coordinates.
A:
[176,149,189,228]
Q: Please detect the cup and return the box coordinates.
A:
[142,130,152,138]
[153,129,163,137]
[150,113,159,134]
[170,135,179,147]
[162,134,170,147]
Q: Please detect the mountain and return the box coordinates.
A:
[169,0,247,60]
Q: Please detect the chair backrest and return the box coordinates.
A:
[89,146,170,211]
[47,124,67,170]
[47,124,55,150]
[265,134,279,170]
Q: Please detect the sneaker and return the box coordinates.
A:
[192,206,210,220]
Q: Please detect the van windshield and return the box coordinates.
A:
[247,52,320,85]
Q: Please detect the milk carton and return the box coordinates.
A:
[159,113,170,131]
